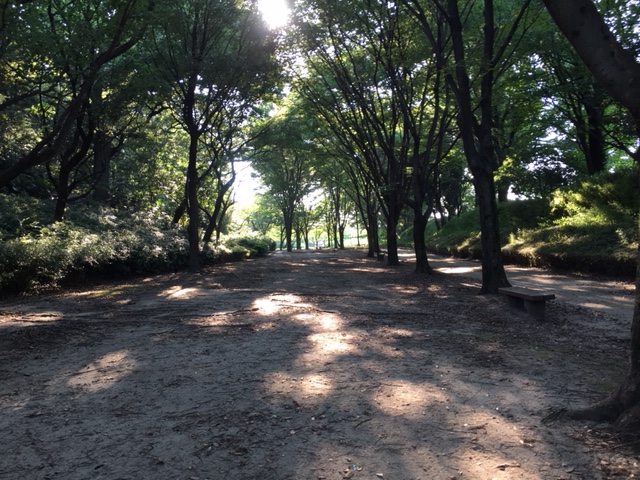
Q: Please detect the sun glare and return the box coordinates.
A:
[258,0,290,29]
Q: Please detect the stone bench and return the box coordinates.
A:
[498,286,555,319]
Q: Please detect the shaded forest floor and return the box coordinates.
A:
[0,249,638,479]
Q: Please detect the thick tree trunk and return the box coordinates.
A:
[385,219,399,266]
[445,0,512,293]
[365,200,379,258]
[412,209,433,274]
[338,224,345,250]
[283,211,294,252]
[496,180,510,203]
[383,195,402,266]
[471,167,511,293]
[53,166,71,222]
[186,136,200,271]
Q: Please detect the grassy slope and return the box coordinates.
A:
[425,170,639,278]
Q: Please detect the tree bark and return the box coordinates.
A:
[412,208,433,274]
[382,192,402,266]
[444,0,512,293]
[186,133,201,271]
[541,0,640,133]
[283,210,294,252]
[585,99,606,174]
[471,166,510,293]
[365,199,379,258]
[53,166,71,222]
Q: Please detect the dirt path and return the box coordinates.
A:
[0,249,638,479]
[427,252,635,325]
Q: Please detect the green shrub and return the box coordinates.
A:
[425,169,638,277]
[0,201,191,293]
[223,234,275,258]
[0,194,52,240]
[0,196,283,293]
[550,168,639,227]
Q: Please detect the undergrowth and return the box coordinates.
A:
[0,197,275,293]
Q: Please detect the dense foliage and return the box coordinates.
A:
[0,196,274,293]
[426,168,639,277]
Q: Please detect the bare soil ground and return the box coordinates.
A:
[0,248,638,480]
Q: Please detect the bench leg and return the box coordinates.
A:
[507,296,524,310]
[524,299,546,319]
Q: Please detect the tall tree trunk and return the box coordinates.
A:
[471,166,510,293]
[412,208,433,274]
[366,201,379,258]
[53,165,71,222]
[186,135,200,271]
[283,211,294,252]
[383,194,402,266]
[496,180,510,203]
[446,0,511,293]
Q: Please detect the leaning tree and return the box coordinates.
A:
[542,0,640,429]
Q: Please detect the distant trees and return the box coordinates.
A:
[1,0,638,279]
[251,105,316,252]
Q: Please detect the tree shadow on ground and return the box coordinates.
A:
[0,249,636,479]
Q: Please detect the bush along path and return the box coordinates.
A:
[0,249,637,479]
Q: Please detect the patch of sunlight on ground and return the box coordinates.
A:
[306,332,355,354]
[390,284,421,294]
[67,350,136,392]
[70,285,126,297]
[300,373,334,396]
[0,311,63,327]
[263,372,334,398]
[386,328,414,337]
[160,285,201,299]
[374,381,448,417]
[350,266,386,273]
[253,293,311,315]
[457,447,526,479]
[438,266,480,274]
[447,412,540,479]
